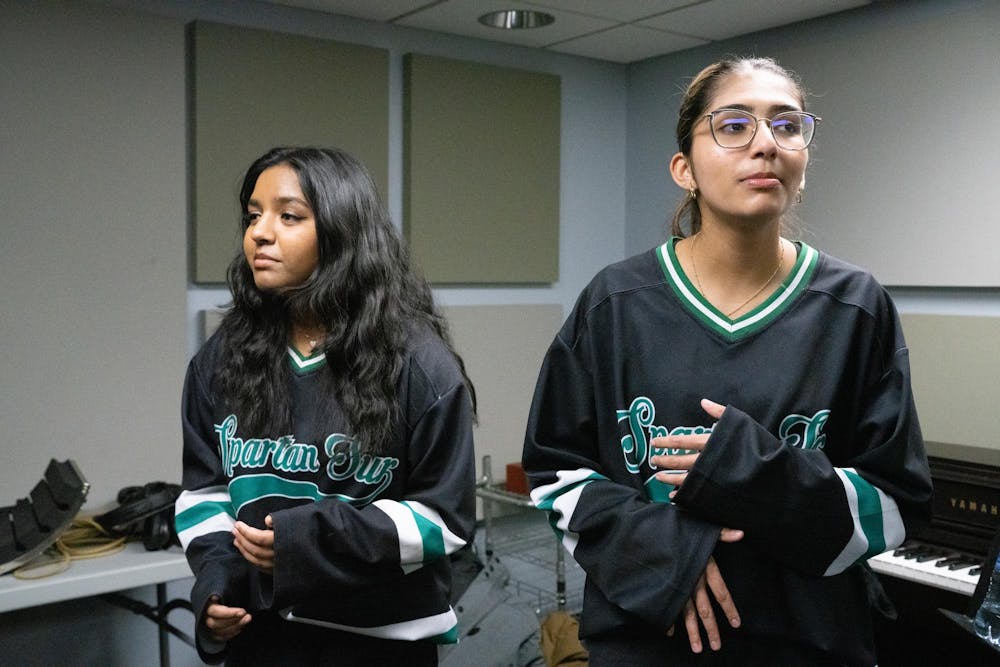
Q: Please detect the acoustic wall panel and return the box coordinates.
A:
[191,21,389,283]
[404,54,560,284]
[901,314,1000,461]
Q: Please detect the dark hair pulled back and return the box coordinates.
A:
[670,57,808,238]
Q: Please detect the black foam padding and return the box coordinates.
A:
[45,459,85,509]
[0,507,16,563]
[0,459,88,575]
[12,499,43,552]
[29,481,60,532]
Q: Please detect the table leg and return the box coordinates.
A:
[157,582,169,667]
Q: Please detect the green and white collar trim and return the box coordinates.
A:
[656,238,818,341]
[287,346,327,375]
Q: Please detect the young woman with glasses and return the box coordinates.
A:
[175,147,476,666]
[522,57,931,666]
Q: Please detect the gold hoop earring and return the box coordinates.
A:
[688,188,698,200]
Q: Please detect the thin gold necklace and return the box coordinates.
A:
[690,234,785,318]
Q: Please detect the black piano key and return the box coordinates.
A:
[947,561,976,571]
[934,554,963,568]
[906,546,935,561]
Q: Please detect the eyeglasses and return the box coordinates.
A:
[703,108,821,150]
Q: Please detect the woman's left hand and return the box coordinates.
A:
[650,398,725,490]
[233,515,275,574]
[666,551,742,653]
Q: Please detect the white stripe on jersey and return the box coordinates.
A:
[174,486,236,550]
[286,346,326,373]
[282,605,458,642]
[373,499,466,574]
[530,468,605,557]
[824,467,905,575]
[549,482,590,557]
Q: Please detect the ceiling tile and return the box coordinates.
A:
[523,0,694,23]
[394,0,615,49]
[639,0,870,41]
[548,24,708,64]
[267,0,432,22]
[257,0,877,63]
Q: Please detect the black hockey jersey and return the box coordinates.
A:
[522,240,932,666]
[175,324,476,662]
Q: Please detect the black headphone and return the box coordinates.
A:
[95,482,182,551]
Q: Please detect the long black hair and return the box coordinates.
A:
[214,146,474,453]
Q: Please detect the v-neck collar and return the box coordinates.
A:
[287,346,327,375]
[656,237,818,342]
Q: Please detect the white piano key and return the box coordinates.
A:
[868,550,980,597]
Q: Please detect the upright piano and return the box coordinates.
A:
[867,444,1000,665]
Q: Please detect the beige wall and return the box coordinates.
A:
[902,314,1000,461]
[0,1,187,511]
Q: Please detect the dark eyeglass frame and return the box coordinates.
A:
[703,108,821,151]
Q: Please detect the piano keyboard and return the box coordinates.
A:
[868,542,982,597]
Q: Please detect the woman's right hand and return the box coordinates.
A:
[667,528,743,653]
[204,595,251,641]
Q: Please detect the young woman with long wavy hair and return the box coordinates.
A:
[175,146,476,666]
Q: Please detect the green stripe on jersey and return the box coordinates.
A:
[534,471,605,512]
[228,473,376,513]
[645,476,674,503]
[842,468,887,557]
[430,624,460,645]
[175,500,235,533]
[402,501,446,562]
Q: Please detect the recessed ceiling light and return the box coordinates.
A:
[478,9,555,30]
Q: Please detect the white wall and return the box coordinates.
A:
[0,2,192,662]
[625,0,1000,292]
[0,1,187,513]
